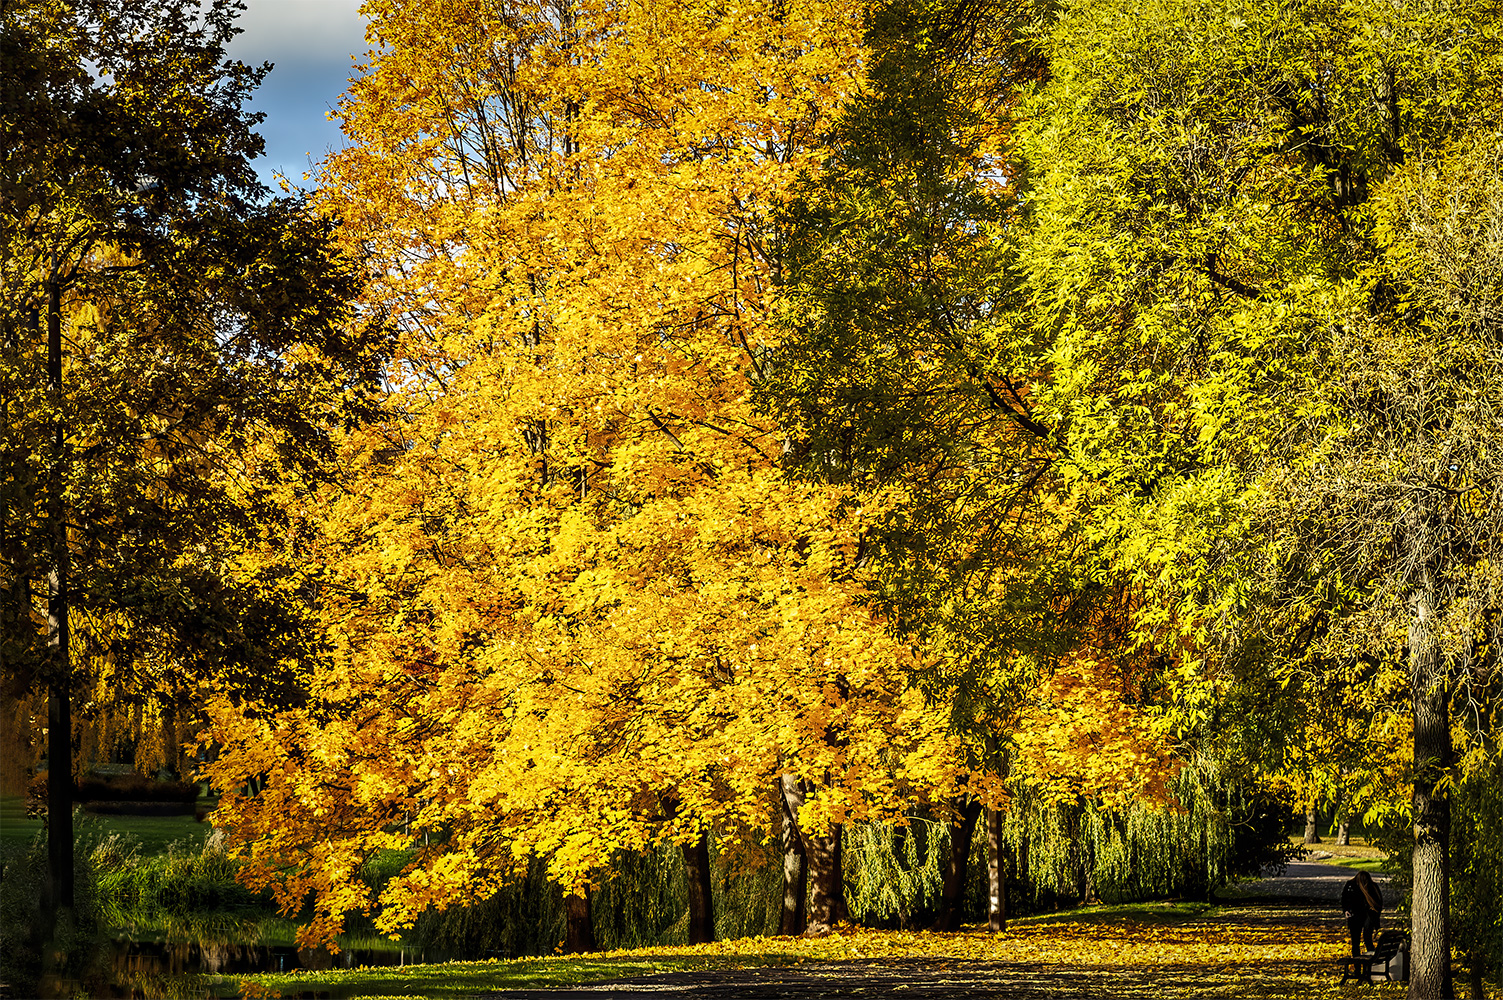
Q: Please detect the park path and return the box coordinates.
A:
[483,861,1393,999]
[1218,860,1393,907]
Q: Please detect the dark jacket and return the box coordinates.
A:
[1342,876,1382,917]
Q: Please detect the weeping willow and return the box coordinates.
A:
[377,757,1293,956]
[838,764,1293,925]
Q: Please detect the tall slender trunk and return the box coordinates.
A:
[682,830,715,944]
[935,797,983,931]
[831,824,849,925]
[45,275,73,915]
[563,888,595,953]
[1079,825,1098,906]
[777,775,807,935]
[1410,580,1452,1000]
[1016,821,1030,912]
[986,806,1007,932]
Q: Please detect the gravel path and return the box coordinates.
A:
[1218,860,1394,906]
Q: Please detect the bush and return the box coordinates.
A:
[93,834,268,934]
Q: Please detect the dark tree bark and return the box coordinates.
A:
[1303,804,1322,845]
[682,830,715,944]
[777,774,807,935]
[985,806,1007,932]
[782,775,843,935]
[563,888,595,953]
[1410,581,1453,1000]
[934,797,983,931]
[45,276,73,916]
[803,822,842,935]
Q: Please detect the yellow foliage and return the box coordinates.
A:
[202,0,1182,949]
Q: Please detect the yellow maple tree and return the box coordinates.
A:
[201,0,993,947]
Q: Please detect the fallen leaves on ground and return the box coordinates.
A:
[239,905,1497,999]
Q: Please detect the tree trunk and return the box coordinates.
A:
[563,888,595,953]
[1410,582,1453,1000]
[1336,812,1351,847]
[1080,826,1098,906]
[783,776,843,936]
[986,806,1006,932]
[1303,804,1321,845]
[934,797,983,931]
[832,823,849,925]
[1066,804,1094,905]
[777,775,807,935]
[45,275,73,916]
[1016,822,1030,911]
[803,822,841,935]
[682,830,715,944]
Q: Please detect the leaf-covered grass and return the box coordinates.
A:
[225,899,1494,1000]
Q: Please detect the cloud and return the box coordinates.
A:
[230,0,367,63]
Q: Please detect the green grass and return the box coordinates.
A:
[222,951,804,1000]
[1283,836,1389,873]
[1,795,211,855]
[1320,854,1387,872]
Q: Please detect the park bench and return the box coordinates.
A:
[1338,930,1408,985]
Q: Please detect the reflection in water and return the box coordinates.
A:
[41,927,416,998]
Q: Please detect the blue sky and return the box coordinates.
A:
[227,0,368,190]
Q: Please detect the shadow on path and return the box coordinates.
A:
[475,862,1403,999]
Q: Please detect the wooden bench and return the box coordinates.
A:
[1338,931,1408,985]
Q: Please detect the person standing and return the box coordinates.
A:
[1342,870,1383,955]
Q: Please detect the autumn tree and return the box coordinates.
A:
[0,0,379,923]
[1013,0,1503,993]
[202,0,990,949]
[763,0,1201,933]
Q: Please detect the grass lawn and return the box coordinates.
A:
[0,794,210,855]
[1285,836,1389,873]
[1320,854,1386,872]
[225,951,806,1000]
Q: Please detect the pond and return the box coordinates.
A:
[40,933,449,999]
